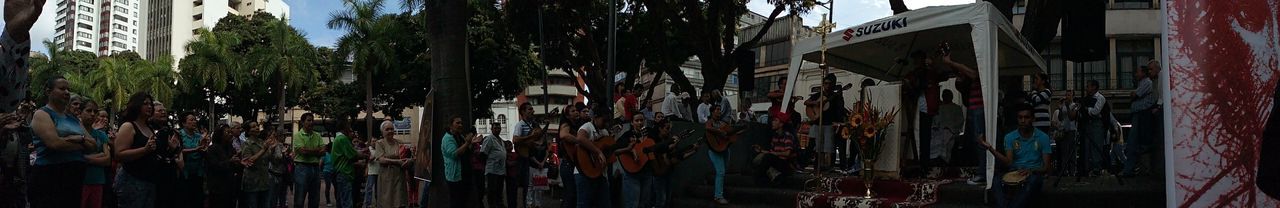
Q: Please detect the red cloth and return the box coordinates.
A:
[82,185,104,208]
[624,94,638,118]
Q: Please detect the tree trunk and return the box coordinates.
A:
[427,1,470,208]
[365,68,374,141]
[277,81,287,131]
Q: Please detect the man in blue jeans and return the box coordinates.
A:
[980,107,1052,208]
[293,113,326,208]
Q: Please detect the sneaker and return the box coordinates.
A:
[715,198,730,205]
[966,176,985,185]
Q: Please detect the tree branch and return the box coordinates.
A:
[731,4,786,56]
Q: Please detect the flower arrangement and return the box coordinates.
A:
[840,100,899,164]
[839,97,898,198]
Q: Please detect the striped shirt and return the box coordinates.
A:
[1027,89,1053,128]
[967,79,984,110]
[770,133,796,160]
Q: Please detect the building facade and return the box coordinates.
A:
[140,0,289,63]
[1013,0,1161,122]
[52,0,141,55]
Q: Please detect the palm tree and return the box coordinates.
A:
[181,28,243,129]
[93,57,134,111]
[329,0,398,140]
[252,17,320,131]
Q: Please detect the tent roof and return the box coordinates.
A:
[790,2,1046,82]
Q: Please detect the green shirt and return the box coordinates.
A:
[331,133,358,177]
[441,132,462,182]
[239,139,271,192]
[292,130,324,164]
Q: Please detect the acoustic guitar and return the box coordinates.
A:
[651,130,702,175]
[517,108,559,158]
[804,84,854,122]
[617,138,655,173]
[566,135,618,179]
[617,128,697,173]
[706,122,747,152]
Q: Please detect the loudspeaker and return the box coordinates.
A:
[1021,0,1063,51]
[737,51,757,91]
[1260,83,1280,200]
[1061,0,1107,62]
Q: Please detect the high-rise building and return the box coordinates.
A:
[51,0,142,56]
[139,0,289,64]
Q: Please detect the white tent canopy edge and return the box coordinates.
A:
[780,2,1047,189]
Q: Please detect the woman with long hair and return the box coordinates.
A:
[556,102,585,208]
[79,97,112,208]
[206,122,242,208]
[112,92,158,208]
[28,76,95,208]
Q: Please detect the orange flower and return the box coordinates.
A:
[863,126,877,138]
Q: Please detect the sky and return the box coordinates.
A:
[10,0,972,55]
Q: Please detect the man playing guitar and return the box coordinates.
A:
[568,106,616,208]
[705,104,745,205]
[512,102,547,206]
[805,74,848,173]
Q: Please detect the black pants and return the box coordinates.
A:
[919,112,934,168]
[487,174,506,208]
[470,171,487,207]
[181,176,206,208]
[27,162,86,208]
[209,192,238,208]
[448,181,468,208]
[757,154,793,183]
[506,174,519,208]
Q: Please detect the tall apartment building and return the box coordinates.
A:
[140,0,289,63]
[51,0,141,56]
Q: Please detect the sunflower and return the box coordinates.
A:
[863,126,878,139]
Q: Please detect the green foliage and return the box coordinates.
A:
[28,41,175,110]
[469,1,543,118]
[302,81,362,120]
[175,12,320,120]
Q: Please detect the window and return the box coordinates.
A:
[1113,0,1153,9]
[79,5,93,13]
[78,14,93,22]
[194,14,203,21]
[76,40,92,47]
[1013,0,1027,14]
[1074,60,1110,90]
[763,42,791,66]
[1116,39,1155,89]
[113,32,126,39]
[1040,43,1067,90]
[83,0,93,4]
[114,23,127,30]
[114,14,128,21]
[747,74,786,104]
[77,23,93,30]
[112,41,126,48]
[115,6,127,14]
[77,32,92,39]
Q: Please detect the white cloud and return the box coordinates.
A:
[747,0,974,29]
[10,0,61,55]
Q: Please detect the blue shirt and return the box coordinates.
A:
[1002,129,1052,170]
[322,153,334,174]
[31,106,87,165]
[441,132,462,182]
[180,129,205,177]
[83,129,110,184]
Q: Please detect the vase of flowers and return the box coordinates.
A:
[840,99,898,198]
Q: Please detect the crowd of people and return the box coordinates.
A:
[0,75,444,208]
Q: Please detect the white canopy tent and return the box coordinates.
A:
[781,2,1046,188]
